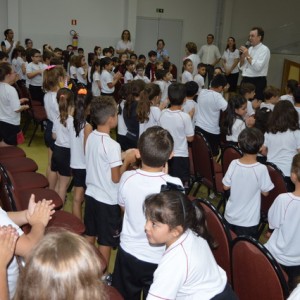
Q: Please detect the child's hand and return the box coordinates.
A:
[252,99,262,109]
[123,148,137,165]
[0,225,19,269]
[27,197,55,227]
[114,71,122,80]
[245,115,255,127]
[20,98,29,104]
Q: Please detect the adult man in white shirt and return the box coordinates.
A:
[198,34,221,86]
[239,27,270,101]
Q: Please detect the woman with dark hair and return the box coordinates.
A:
[221,37,240,92]
[156,39,169,62]
[116,30,134,56]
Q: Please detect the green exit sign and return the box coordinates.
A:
[156,8,164,13]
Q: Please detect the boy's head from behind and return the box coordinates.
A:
[291,153,300,183]
[210,74,227,89]
[168,83,187,106]
[238,127,264,155]
[185,81,198,98]
[138,126,174,168]
[263,85,280,102]
[91,96,117,127]
[239,82,256,98]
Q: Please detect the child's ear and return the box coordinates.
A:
[171,225,183,238]
[291,172,297,184]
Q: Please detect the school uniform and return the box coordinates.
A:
[139,106,161,137]
[100,70,114,95]
[67,116,86,188]
[265,193,300,289]
[85,130,122,246]
[159,109,194,183]
[182,99,197,128]
[113,169,182,299]
[147,229,228,300]
[0,208,24,299]
[181,70,193,84]
[44,91,58,150]
[194,74,204,94]
[0,82,22,145]
[195,89,228,156]
[226,118,246,143]
[51,115,71,177]
[124,70,133,83]
[92,71,101,96]
[264,130,300,177]
[76,67,87,86]
[223,159,274,237]
[26,62,45,104]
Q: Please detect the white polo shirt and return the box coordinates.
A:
[85,130,122,205]
[147,229,227,300]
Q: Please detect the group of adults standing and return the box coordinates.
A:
[194,27,270,100]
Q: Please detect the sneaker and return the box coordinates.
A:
[101,273,113,286]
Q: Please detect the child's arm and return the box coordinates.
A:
[0,226,18,300]
[10,195,55,259]
[223,184,230,190]
[260,145,267,156]
[26,66,43,79]
[111,149,137,183]
[186,135,194,142]
[107,72,122,89]
[83,123,93,153]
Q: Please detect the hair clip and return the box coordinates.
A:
[46,65,56,70]
[78,88,87,95]
[59,81,73,90]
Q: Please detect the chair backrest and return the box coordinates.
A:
[191,132,215,189]
[0,165,17,211]
[261,162,287,216]
[221,145,243,174]
[231,236,289,300]
[196,198,233,284]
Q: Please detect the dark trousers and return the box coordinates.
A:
[112,247,158,300]
[29,84,45,105]
[226,72,239,92]
[241,76,267,101]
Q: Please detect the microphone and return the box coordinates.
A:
[240,41,251,55]
[244,40,251,49]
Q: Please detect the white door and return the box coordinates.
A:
[135,17,183,79]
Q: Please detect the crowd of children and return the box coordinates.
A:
[2,35,300,299]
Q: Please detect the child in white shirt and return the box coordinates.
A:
[223,127,274,238]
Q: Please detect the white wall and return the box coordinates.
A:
[5,0,136,52]
[1,0,300,88]
[137,0,218,55]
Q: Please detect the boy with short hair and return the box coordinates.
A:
[194,62,206,94]
[182,81,198,126]
[112,126,183,300]
[223,127,274,238]
[84,96,135,268]
[134,62,150,83]
[261,85,280,111]
[239,82,256,116]
[265,152,300,290]
[159,83,194,186]
[145,50,157,82]
[194,74,228,157]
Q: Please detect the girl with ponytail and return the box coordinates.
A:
[50,88,74,202]
[144,191,237,300]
